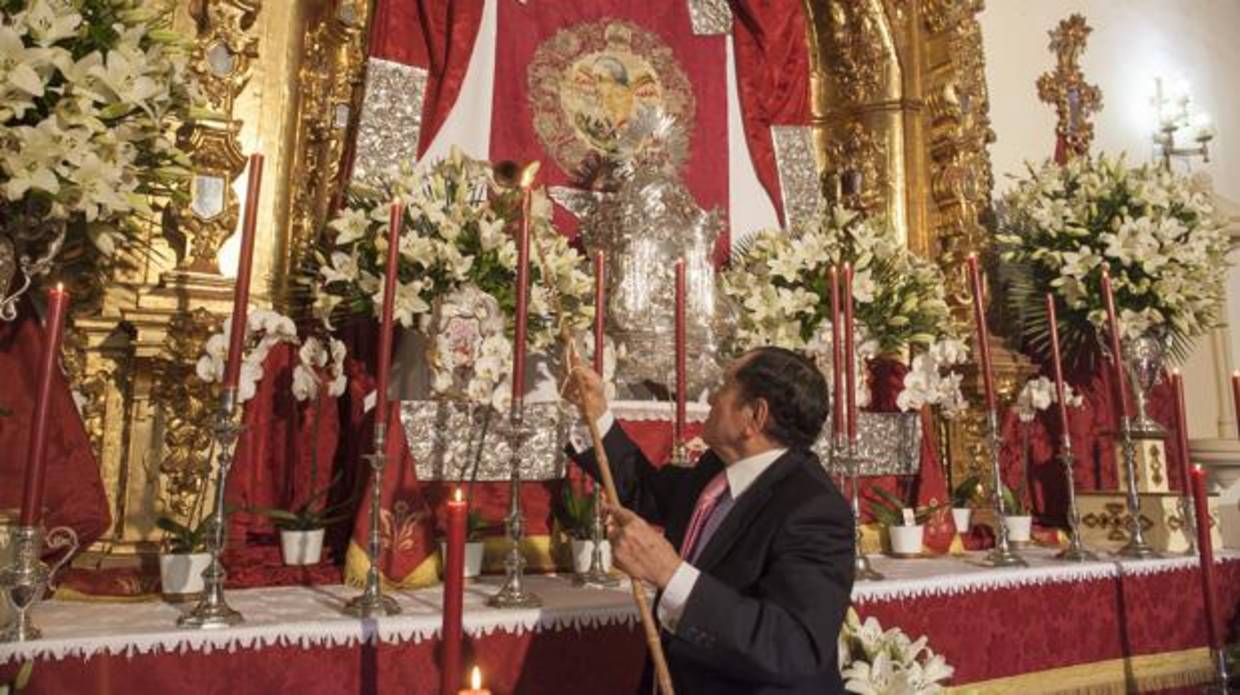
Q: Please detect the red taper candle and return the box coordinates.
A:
[19,284,69,526]
[830,266,844,442]
[511,189,532,407]
[441,488,467,695]
[222,153,264,389]
[1046,293,1072,442]
[843,262,858,442]
[1172,371,1193,494]
[1230,371,1240,439]
[1100,270,1130,418]
[674,258,687,442]
[1191,465,1221,651]
[375,200,403,424]
[966,254,997,414]
[593,251,605,375]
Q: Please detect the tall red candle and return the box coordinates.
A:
[1171,371,1193,494]
[593,251,605,375]
[1046,293,1071,442]
[674,258,687,442]
[1190,465,1221,651]
[966,254,997,414]
[1230,371,1240,439]
[222,153,264,389]
[830,266,844,442]
[441,488,467,695]
[19,284,69,526]
[842,263,858,442]
[1100,271,1130,418]
[511,189,531,408]
[375,200,404,424]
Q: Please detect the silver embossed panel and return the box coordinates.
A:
[688,0,733,35]
[401,401,572,482]
[814,412,923,477]
[771,125,819,231]
[353,58,428,183]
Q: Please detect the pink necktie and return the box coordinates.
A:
[680,471,729,560]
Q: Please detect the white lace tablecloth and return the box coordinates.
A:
[4,550,1235,664]
[0,574,640,664]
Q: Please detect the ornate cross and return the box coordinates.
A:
[1036,14,1103,161]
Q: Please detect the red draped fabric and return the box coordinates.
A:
[367,0,485,158]
[731,0,812,226]
[0,299,109,554]
[489,1,727,241]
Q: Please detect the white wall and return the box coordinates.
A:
[981,0,1240,439]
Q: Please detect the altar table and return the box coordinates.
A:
[2,551,1238,694]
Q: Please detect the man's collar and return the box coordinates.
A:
[724,447,788,499]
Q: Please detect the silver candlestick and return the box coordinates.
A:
[1116,416,1160,559]
[179,388,245,629]
[1207,646,1232,695]
[837,437,882,581]
[575,486,619,588]
[1180,495,1198,556]
[1,524,78,642]
[343,422,401,617]
[1054,437,1097,562]
[487,407,541,608]
[984,409,1027,568]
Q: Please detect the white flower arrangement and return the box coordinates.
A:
[723,205,964,413]
[311,147,594,410]
[292,335,348,402]
[896,338,970,418]
[998,154,1229,362]
[0,0,193,279]
[1012,375,1084,424]
[839,608,954,695]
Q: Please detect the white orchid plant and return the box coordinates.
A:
[1012,375,1084,424]
[839,608,953,695]
[0,0,194,310]
[310,148,594,411]
[723,205,965,413]
[292,335,347,402]
[998,154,1229,365]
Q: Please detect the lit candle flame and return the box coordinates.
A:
[55,282,64,293]
[454,487,464,503]
[471,666,482,690]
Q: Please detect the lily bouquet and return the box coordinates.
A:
[839,608,953,694]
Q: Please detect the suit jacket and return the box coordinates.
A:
[573,424,856,694]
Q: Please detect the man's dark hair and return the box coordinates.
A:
[733,346,828,449]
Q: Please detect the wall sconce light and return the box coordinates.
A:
[1151,77,1214,170]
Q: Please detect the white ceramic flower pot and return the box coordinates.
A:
[159,552,211,597]
[571,538,612,574]
[888,525,924,557]
[441,541,485,578]
[951,508,972,535]
[1004,515,1033,543]
[280,528,326,566]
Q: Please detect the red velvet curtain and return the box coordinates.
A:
[0,299,110,554]
[731,0,812,226]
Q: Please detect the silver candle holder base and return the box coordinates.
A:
[836,440,883,582]
[179,389,244,630]
[1206,647,1232,695]
[983,409,1027,569]
[0,524,78,642]
[1115,417,1161,560]
[488,408,542,609]
[342,425,401,618]
[575,487,619,588]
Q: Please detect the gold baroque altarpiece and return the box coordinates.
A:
[72,0,1006,555]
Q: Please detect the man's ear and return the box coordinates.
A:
[748,397,770,439]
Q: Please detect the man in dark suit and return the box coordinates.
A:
[565,346,855,694]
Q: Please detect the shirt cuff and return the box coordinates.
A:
[569,410,617,454]
[595,410,615,438]
[655,561,700,634]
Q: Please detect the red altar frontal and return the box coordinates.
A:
[3,550,1237,694]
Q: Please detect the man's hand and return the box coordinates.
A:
[561,349,608,423]
[604,502,681,589]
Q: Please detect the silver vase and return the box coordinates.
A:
[1122,330,1168,440]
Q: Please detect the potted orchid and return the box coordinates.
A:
[155,512,211,598]
[554,479,611,575]
[949,475,983,536]
[723,205,965,415]
[1001,482,1033,544]
[999,154,1229,369]
[868,488,943,557]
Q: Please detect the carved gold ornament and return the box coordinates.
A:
[1036,14,1102,159]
